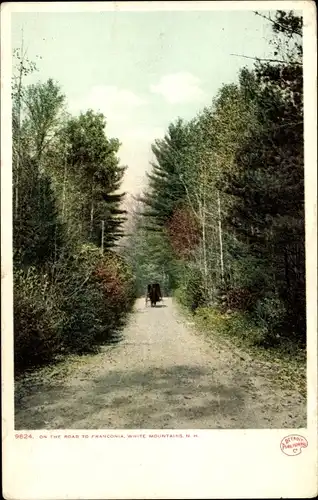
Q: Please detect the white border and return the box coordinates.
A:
[1,2,317,499]
[0,0,313,12]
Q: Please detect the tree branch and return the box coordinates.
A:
[254,10,302,37]
[230,53,301,66]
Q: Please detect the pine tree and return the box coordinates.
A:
[61,110,127,248]
[140,118,189,230]
[221,11,304,342]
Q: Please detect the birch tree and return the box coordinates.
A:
[12,41,38,222]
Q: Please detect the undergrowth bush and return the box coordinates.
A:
[218,286,257,313]
[195,307,267,347]
[93,250,136,343]
[174,286,188,307]
[14,267,65,373]
[14,244,136,373]
[252,293,287,346]
[175,268,206,310]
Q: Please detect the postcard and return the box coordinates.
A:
[1,1,317,498]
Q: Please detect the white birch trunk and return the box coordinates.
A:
[217,191,224,281]
[90,182,94,239]
[61,144,68,219]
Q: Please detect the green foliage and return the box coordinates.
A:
[14,244,136,373]
[253,293,287,344]
[123,201,180,297]
[195,307,267,347]
[13,164,65,268]
[60,110,127,247]
[14,268,65,373]
[23,78,66,161]
[194,305,306,396]
[53,245,135,354]
[176,267,206,309]
[12,62,136,374]
[140,118,189,230]
[221,12,304,341]
[13,9,305,374]
[136,10,305,351]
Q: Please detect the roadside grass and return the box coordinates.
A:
[176,301,306,397]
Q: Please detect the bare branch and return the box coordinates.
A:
[230,53,301,66]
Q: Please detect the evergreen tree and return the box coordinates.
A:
[62,110,127,248]
[221,11,304,342]
[140,118,189,230]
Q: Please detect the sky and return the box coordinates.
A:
[11,9,274,198]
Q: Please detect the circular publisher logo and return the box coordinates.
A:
[280,434,308,456]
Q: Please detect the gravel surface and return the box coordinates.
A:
[15,298,306,429]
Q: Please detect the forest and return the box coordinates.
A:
[124,11,305,353]
[13,10,305,375]
[12,56,136,373]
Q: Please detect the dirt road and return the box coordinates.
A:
[15,298,306,429]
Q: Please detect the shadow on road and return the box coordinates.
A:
[15,364,246,430]
[103,332,125,345]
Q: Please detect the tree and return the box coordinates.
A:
[60,110,127,249]
[221,11,304,342]
[14,158,65,268]
[12,73,136,373]
[12,41,38,221]
[123,194,183,296]
[140,118,189,230]
[23,78,66,162]
[12,77,66,268]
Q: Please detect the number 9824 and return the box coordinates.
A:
[15,433,33,439]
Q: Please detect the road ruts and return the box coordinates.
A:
[15,297,306,429]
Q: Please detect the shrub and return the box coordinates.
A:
[222,310,267,346]
[93,251,136,343]
[175,267,206,310]
[252,293,286,346]
[55,245,136,351]
[14,244,137,373]
[195,307,267,347]
[174,285,188,307]
[14,267,65,373]
[52,244,104,353]
[218,286,257,312]
[57,277,104,354]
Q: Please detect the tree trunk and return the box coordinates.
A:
[217,191,224,282]
[61,145,68,219]
[90,181,94,240]
[201,189,208,297]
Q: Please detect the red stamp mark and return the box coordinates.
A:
[280,434,308,456]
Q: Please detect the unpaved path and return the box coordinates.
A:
[15,298,306,429]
